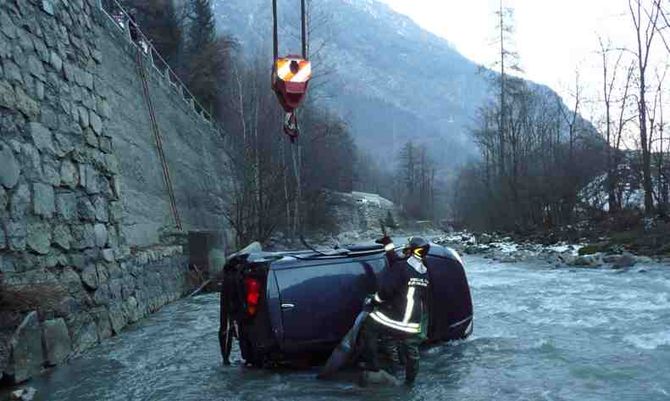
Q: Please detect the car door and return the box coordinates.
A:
[274,257,384,350]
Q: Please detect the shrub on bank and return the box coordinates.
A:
[0,281,67,326]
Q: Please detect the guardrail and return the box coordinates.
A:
[97,0,215,125]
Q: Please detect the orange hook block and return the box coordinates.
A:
[272,56,312,113]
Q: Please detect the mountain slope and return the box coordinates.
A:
[213,0,491,168]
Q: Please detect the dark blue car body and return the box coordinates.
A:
[219,243,473,367]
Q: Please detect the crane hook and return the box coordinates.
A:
[271,0,311,142]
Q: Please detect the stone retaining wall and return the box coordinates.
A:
[0,0,229,384]
[1,247,189,383]
[96,5,231,248]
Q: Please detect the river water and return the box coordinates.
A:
[27,256,670,401]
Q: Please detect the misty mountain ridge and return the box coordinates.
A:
[212,0,578,172]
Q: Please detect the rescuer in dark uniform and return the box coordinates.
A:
[360,236,431,385]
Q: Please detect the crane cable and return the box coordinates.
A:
[272,0,309,141]
[272,0,307,66]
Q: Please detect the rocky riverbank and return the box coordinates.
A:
[265,227,447,252]
[267,225,668,270]
[434,232,667,269]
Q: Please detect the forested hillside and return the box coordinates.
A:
[212,0,489,169]
[454,1,669,254]
[120,0,669,253]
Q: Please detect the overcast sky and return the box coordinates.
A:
[379,0,636,109]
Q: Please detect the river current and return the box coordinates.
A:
[27,256,670,400]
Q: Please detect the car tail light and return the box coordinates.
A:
[244,277,261,316]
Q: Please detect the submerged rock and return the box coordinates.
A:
[11,386,37,401]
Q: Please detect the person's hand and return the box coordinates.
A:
[363,295,381,311]
[374,235,391,245]
[375,236,394,251]
[363,296,374,312]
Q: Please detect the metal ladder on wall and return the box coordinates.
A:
[135,48,183,230]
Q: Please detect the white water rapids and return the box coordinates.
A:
[25,256,670,400]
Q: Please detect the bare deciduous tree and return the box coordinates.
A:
[628,0,664,213]
[397,142,436,220]
[598,39,637,213]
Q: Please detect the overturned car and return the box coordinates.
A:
[219,241,473,367]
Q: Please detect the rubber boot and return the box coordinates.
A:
[404,361,418,385]
[380,336,401,377]
[403,340,420,385]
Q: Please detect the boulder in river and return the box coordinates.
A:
[557,252,577,266]
[571,254,603,268]
[42,318,72,366]
[463,244,490,255]
[10,387,37,401]
[477,233,493,245]
[5,312,43,383]
[634,255,655,265]
[603,253,637,269]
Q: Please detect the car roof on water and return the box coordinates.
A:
[232,242,463,270]
[262,251,386,270]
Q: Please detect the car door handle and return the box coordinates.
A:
[281,303,295,310]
